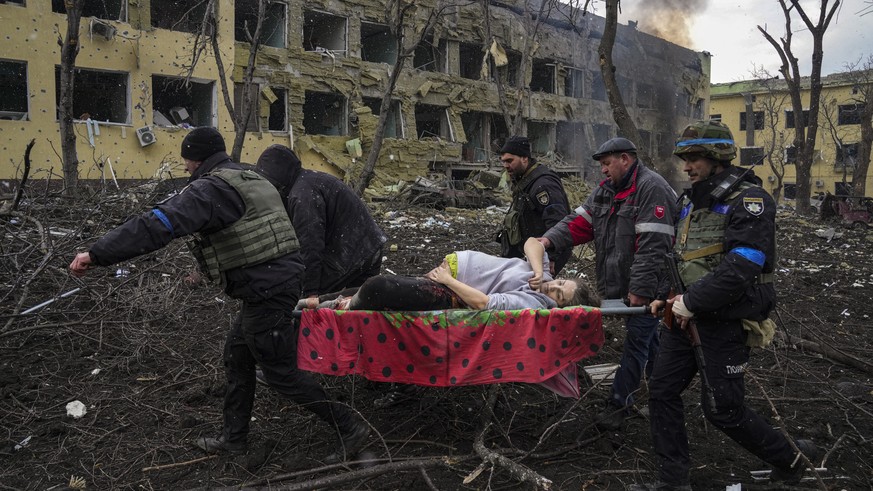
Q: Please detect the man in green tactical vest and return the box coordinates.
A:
[629,121,819,490]
[496,136,572,274]
[70,128,369,464]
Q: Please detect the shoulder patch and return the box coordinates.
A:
[743,196,764,216]
[654,205,665,219]
[536,191,550,206]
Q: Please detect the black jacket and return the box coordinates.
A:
[256,145,387,297]
[89,152,304,301]
[682,167,776,321]
[502,163,571,273]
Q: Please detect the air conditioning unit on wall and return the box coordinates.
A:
[815,180,825,188]
[136,126,156,147]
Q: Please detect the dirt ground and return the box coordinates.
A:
[1,182,871,491]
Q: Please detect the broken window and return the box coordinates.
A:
[267,87,286,131]
[836,143,859,167]
[496,51,521,87]
[415,103,451,140]
[151,0,209,33]
[0,60,28,121]
[783,183,796,200]
[362,97,402,138]
[460,112,486,161]
[556,122,585,163]
[490,115,509,154]
[739,111,764,131]
[838,104,864,125]
[710,113,722,122]
[413,37,447,72]
[785,109,809,128]
[592,124,611,146]
[54,67,128,123]
[52,0,126,21]
[233,82,259,132]
[235,0,285,48]
[527,121,553,154]
[590,70,607,101]
[360,22,397,65]
[530,60,554,94]
[303,91,346,136]
[564,67,584,98]
[152,75,214,127]
[739,146,764,166]
[303,10,347,53]
[459,43,483,80]
[784,145,797,164]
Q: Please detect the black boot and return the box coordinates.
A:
[770,439,820,484]
[324,419,370,464]
[194,435,246,455]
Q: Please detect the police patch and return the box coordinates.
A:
[536,191,550,206]
[743,197,764,216]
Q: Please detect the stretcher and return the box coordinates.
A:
[292,304,644,398]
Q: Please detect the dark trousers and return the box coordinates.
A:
[609,313,660,408]
[222,290,355,445]
[344,275,458,310]
[648,319,797,485]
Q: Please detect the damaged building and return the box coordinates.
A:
[0,0,710,187]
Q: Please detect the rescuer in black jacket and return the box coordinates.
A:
[69,128,369,463]
[255,145,387,305]
[630,121,819,490]
[497,136,571,274]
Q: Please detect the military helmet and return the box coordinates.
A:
[673,120,737,162]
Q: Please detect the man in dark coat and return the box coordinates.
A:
[255,145,387,307]
[70,128,369,463]
[497,136,571,274]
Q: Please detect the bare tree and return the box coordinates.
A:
[749,68,791,202]
[353,0,459,195]
[185,0,267,162]
[758,0,841,214]
[597,0,652,167]
[57,0,86,194]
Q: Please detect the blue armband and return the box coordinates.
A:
[729,247,765,266]
[152,209,175,238]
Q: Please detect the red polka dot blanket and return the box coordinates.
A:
[296,307,604,398]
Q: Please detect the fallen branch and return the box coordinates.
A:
[775,330,873,375]
[142,454,217,472]
[472,386,553,490]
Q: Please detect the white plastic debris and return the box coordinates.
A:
[115,268,130,278]
[13,436,31,452]
[66,400,87,419]
[91,368,101,376]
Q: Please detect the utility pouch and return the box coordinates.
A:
[742,318,776,348]
[502,208,523,246]
[186,236,217,283]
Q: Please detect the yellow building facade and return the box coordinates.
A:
[1,0,710,187]
[710,74,870,201]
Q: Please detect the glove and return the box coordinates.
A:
[672,295,694,319]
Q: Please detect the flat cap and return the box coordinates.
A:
[592,137,637,160]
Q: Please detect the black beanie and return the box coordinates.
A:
[499,136,531,158]
[181,127,226,161]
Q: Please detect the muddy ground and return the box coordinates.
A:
[1,181,871,490]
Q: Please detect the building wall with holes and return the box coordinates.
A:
[0,0,710,188]
[711,75,871,200]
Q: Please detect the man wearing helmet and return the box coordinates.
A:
[629,121,819,490]
[538,137,678,431]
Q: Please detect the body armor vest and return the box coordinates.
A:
[189,169,299,285]
[675,181,774,287]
